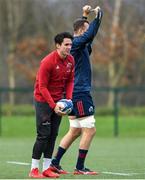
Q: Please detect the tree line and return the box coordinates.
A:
[0,0,145,106]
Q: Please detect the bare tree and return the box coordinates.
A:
[107,0,122,106]
[1,0,145,106]
[4,0,26,104]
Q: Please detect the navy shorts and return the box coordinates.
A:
[69,91,95,118]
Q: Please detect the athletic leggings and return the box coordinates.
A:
[32,100,62,159]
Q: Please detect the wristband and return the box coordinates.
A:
[82,16,88,20]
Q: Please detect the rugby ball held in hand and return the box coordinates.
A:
[56,99,73,114]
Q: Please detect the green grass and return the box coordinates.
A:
[96,115,145,137]
[0,115,145,179]
[1,115,145,137]
[0,137,145,179]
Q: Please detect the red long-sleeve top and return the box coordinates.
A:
[34,50,74,109]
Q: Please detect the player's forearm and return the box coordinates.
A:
[96,9,103,21]
[39,86,56,109]
[89,12,103,37]
[65,82,74,100]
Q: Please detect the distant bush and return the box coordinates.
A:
[1,104,145,116]
[2,104,35,116]
[96,106,145,116]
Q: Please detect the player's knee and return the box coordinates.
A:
[37,132,57,144]
[37,121,51,141]
[84,127,96,137]
[91,127,96,137]
[70,128,81,138]
[37,134,49,141]
[37,128,51,141]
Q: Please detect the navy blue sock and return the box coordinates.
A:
[76,149,88,170]
[51,146,66,165]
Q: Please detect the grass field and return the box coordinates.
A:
[1,115,145,137]
[0,115,145,179]
[0,137,145,179]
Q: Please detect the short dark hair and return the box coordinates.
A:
[73,18,89,32]
[54,32,73,45]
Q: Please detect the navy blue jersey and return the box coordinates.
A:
[71,10,103,93]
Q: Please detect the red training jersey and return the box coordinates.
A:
[34,50,74,109]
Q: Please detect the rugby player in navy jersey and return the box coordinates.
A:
[50,5,103,175]
[29,32,74,178]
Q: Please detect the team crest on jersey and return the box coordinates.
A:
[89,106,94,113]
[56,65,60,70]
[66,63,72,72]
[67,63,72,68]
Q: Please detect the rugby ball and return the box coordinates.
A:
[56,99,73,114]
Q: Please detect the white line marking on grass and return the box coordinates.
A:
[7,161,30,166]
[5,162,145,177]
[102,171,145,176]
[102,171,131,176]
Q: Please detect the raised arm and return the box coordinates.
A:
[73,6,103,48]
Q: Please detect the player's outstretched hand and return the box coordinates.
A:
[93,6,101,16]
[82,5,92,17]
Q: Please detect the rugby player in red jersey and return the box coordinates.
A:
[29,32,74,178]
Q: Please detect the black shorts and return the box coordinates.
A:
[69,92,95,118]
